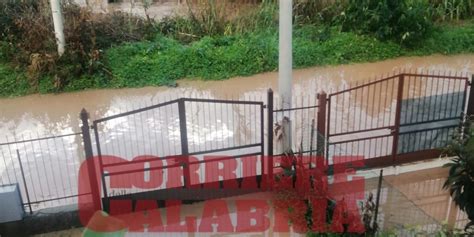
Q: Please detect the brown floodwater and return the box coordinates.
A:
[1,54,473,138]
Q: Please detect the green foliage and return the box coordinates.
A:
[338,0,433,47]
[0,0,152,92]
[106,31,278,87]
[430,0,474,22]
[414,22,474,54]
[0,0,474,97]
[157,0,278,43]
[443,117,474,232]
[293,0,348,25]
[0,63,29,97]
[106,25,411,89]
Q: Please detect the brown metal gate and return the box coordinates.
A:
[326,73,470,167]
[91,98,265,209]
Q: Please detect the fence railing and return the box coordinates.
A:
[0,132,87,212]
[325,73,470,167]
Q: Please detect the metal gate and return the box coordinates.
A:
[91,98,265,207]
[326,73,470,167]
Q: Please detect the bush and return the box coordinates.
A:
[293,0,347,25]
[338,0,433,47]
[443,117,474,233]
[157,0,278,43]
[0,0,153,92]
[0,63,29,97]
[106,26,405,88]
[415,22,474,54]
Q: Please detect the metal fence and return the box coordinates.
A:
[0,132,86,212]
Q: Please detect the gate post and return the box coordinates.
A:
[317,92,327,167]
[80,109,102,211]
[178,99,191,188]
[392,74,405,164]
[466,75,474,117]
[267,89,274,189]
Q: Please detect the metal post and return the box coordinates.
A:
[16,150,33,214]
[279,0,293,154]
[80,109,102,211]
[373,169,383,232]
[466,75,474,117]
[50,0,65,56]
[391,74,405,164]
[267,89,274,188]
[317,92,327,167]
[278,0,293,110]
[178,99,191,188]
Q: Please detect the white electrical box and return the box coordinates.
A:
[0,184,24,223]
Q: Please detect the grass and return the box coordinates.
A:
[1,22,474,97]
[0,63,29,97]
[104,22,474,89]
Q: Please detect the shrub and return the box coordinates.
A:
[414,22,474,54]
[0,0,153,92]
[157,0,278,43]
[0,63,29,97]
[443,117,474,233]
[338,0,433,47]
[293,0,347,25]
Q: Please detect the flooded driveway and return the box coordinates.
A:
[35,166,469,236]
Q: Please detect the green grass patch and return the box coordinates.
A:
[413,23,474,55]
[104,22,474,89]
[0,63,29,97]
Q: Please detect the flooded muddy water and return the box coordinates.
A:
[2,54,473,138]
[1,54,473,210]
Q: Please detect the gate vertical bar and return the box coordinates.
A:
[16,150,33,214]
[317,92,327,168]
[392,74,405,164]
[325,96,332,166]
[260,102,265,187]
[466,75,474,116]
[309,119,315,169]
[178,99,191,188]
[373,169,383,232]
[267,89,274,188]
[81,109,102,211]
